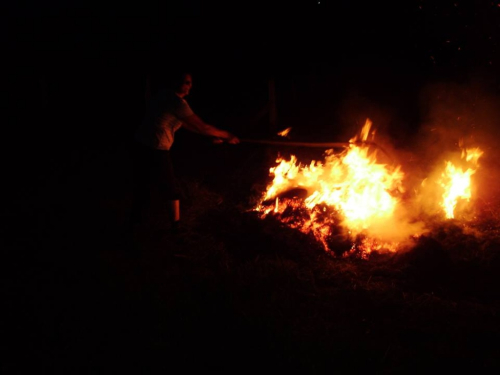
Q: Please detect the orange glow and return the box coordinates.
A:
[277,127,292,137]
[254,119,484,257]
[438,147,483,219]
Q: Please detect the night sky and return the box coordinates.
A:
[4,0,500,183]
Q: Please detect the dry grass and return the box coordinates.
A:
[6,144,500,373]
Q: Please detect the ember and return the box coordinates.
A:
[255,119,483,257]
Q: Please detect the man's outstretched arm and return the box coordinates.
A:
[182,113,239,144]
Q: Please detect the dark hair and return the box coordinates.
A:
[150,66,192,94]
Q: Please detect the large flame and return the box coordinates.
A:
[254,119,483,257]
[302,121,404,233]
[256,120,411,255]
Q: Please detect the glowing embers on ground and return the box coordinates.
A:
[254,119,484,257]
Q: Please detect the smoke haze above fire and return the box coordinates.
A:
[255,72,499,255]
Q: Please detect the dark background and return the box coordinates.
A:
[6,1,499,141]
[5,0,499,202]
[4,0,498,177]
[3,1,500,372]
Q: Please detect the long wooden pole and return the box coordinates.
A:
[240,139,350,148]
[240,139,394,162]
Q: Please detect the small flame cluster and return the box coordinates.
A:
[255,119,483,257]
[438,147,483,219]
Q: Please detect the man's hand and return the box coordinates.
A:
[226,133,240,144]
[212,137,224,144]
[212,133,239,145]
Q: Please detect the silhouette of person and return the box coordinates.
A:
[128,70,239,235]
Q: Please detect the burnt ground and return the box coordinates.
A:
[5,133,500,373]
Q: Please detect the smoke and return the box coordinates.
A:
[411,79,498,163]
[336,89,397,144]
[334,74,500,240]
[405,77,500,216]
[361,207,427,246]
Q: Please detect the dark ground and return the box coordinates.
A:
[5,114,500,373]
[4,5,500,373]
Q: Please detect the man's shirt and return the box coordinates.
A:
[135,89,194,150]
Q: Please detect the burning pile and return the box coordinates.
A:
[255,119,484,258]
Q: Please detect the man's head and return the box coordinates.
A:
[152,69,193,97]
[174,73,193,98]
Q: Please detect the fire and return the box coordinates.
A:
[256,119,410,255]
[438,147,483,219]
[277,127,292,137]
[302,137,404,232]
[254,119,484,257]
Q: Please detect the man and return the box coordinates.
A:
[129,70,239,235]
